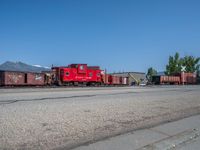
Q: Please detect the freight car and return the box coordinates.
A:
[152,72,197,85]
[109,75,121,85]
[180,72,197,84]
[0,70,45,86]
[152,75,180,85]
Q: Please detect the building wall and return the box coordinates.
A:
[111,72,146,85]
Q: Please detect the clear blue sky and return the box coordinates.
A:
[0,0,200,72]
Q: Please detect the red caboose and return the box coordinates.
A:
[52,64,102,86]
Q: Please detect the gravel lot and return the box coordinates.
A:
[0,86,200,150]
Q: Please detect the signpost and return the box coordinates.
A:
[181,66,186,85]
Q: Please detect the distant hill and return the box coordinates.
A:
[0,61,50,73]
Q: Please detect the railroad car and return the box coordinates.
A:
[108,75,121,85]
[152,72,197,85]
[152,75,180,85]
[0,70,45,86]
[120,76,128,85]
[0,70,25,86]
[180,72,197,84]
[52,64,102,86]
[153,75,180,84]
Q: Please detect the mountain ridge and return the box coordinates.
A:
[0,61,50,73]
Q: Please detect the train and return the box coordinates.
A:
[152,72,197,85]
[0,63,198,87]
[0,64,129,87]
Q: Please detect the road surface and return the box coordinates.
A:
[73,114,200,150]
[0,86,200,149]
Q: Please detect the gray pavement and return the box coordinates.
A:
[0,86,200,149]
[73,115,200,150]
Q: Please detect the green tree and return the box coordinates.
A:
[165,52,182,75]
[165,52,200,75]
[181,56,200,73]
[146,67,157,82]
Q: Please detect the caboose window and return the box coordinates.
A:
[97,73,100,77]
[89,72,93,77]
[80,65,84,70]
[66,72,69,76]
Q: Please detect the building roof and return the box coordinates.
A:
[111,72,145,75]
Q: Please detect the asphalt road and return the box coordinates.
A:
[73,114,200,150]
[0,86,200,149]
